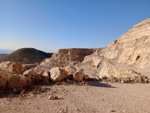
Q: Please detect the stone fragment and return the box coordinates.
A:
[48,95,59,100]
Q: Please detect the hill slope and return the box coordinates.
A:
[0,48,52,64]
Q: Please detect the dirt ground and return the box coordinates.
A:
[0,81,150,113]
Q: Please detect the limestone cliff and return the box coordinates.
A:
[35,48,95,72]
[35,18,150,79]
[101,18,150,60]
[80,18,150,79]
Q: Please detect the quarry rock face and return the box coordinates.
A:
[35,48,95,72]
[80,18,150,79]
[34,18,150,81]
[101,18,150,61]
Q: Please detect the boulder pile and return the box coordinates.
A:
[0,61,91,91]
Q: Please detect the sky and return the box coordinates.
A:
[0,0,150,53]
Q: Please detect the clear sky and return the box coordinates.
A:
[0,0,149,53]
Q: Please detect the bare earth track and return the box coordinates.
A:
[1,82,150,113]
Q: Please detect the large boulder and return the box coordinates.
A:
[50,67,68,82]
[73,69,84,81]
[24,69,51,85]
[0,61,25,74]
[34,18,150,81]
[64,66,77,76]
[7,75,27,89]
[40,71,50,84]
[0,70,27,89]
[23,69,41,85]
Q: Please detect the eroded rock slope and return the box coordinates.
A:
[35,48,95,72]
[80,18,150,79]
[36,18,150,80]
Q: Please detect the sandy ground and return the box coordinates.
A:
[0,81,150,113]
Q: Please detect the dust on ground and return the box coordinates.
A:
[0,81,150,113]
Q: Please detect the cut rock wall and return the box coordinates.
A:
[36,18,150,80]
[35,48,95,72]
[79,18,150,79]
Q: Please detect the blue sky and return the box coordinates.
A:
[0,0,149,53]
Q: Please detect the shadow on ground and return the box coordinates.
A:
[0,80,116,98]
[0,85,51,98]
[87,80,116,88]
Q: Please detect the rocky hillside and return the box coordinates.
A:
[79,18,150,80]
[0,48,52,64]
[35,18,150,82]
[35,48,97,72]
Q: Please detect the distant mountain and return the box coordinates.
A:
[0,49,14,54]
[0,48,53,64]
[0,54,8,56]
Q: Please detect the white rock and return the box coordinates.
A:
[48,95,58,100]
[73,69,84,81]
[50,67,68,82]
[0,61,25,74]
[64,66,76,76]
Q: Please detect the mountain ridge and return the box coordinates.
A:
[0,48,53,64]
